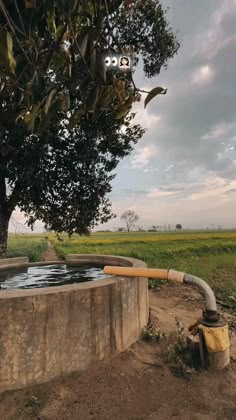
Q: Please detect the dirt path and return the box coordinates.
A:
[1,283,236,420]
[41,240,59,262]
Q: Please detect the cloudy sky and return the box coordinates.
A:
[10,0,236,232]
[99,0,236,231]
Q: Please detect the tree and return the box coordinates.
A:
[1,111,144,255]
[0,1,179,256]
[137,226,145,232]
[117,227,125,232]
[176,224,182,230]
[148,225,157,232]
[121,210,139,232]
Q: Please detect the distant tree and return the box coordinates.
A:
[121,210,139,232]
[148,225,157,232]
[118,227,125,232]
[138,226,145,232]
[176,224,182,230]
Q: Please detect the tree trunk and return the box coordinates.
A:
[0,208,10,258]
[0,205,9,259]
[0,176,11,258]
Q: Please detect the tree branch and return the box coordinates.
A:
[0,0,32,66]
[14,0,26,35]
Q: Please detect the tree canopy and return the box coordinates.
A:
[0,0,179,133]
[176,224,182,230]
[0,0,179,256]
[10,112,144,235]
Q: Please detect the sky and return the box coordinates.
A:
[10,0,236,233]
[98,0,236,231]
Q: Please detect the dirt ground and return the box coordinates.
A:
[1,282,236,420]
[41,241,59,262]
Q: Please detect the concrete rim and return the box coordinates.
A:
[0,254,147,298]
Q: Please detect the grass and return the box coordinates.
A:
[7,234,48,262]
[51,231,236,309]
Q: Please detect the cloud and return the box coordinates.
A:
[130,145,159,169]
[225,188,236,195]
[191,1,236,60]
[201,122,236,140]
[102,0,236,229]
[104,175,236,230]
[132,98,162,129]
[184,177,236,201]
[191,65,214,85]
[147,188,176,198]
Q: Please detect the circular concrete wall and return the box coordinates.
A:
[0,255,148,392]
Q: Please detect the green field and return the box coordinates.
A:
[7,234,48,262]
[51,231,236,309]
[6,230,236,312]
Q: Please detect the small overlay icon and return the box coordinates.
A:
[104,53,133,72]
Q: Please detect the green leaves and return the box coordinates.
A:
[16,103,41,132]
[96,86,115,109]
[75,32,89,57]
[68,107,85,129]
[59,91,71,112]
[115,95,134,120]
[144,87,167,108]
[50,48,69,69]
[107,0,123,14]
[25,0,34,8]
[32,71,46,102]
[15,87,65,132]
[0,0,176,137]
[96,51,106,83]
[85,85,100,111]
[44,88,58,115]
[0,30,16,74]
[47,6,56,38]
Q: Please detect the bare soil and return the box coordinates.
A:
[41,241,59,262]
[1,283,236,420]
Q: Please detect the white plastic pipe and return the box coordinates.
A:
[183,273,217,312]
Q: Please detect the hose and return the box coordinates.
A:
[103,266,217,313]
[183,273,217,312]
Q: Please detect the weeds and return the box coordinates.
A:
[148,278,165,291]
[142,321,166,342]
[18,395,41,417]
[26,396,41,408]
[166,317,196,379]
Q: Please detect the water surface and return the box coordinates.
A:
[0,264,109,290]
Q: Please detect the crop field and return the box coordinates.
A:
[7,234,48,262]
[51,231,236,310]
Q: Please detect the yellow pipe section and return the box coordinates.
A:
[103,266,185,283]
